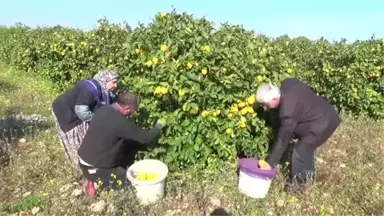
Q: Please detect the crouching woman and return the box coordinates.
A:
[51,70,119,170]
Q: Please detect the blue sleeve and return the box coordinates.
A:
[74,105,94,122]
[75,85,97,122]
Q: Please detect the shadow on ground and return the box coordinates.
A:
[211,208,231,216]
[0,80,18,93]
[0,110,52,167]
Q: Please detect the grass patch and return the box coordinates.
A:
[0,65,383,215]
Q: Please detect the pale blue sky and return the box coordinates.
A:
[1,0,383,42]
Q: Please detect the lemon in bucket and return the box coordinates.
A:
[136,172,160,181]
[127,159,169,205]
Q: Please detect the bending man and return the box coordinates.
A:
[256,78,341,194]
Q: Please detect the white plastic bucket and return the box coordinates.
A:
[237,158,277,199]
[126,159,169,205]
[238,169,273,198]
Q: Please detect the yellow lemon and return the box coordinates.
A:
[227,113,233,118]
[202,45,211,52]
[240,116,247,122]
[226,128,233,134]
[146,173,160,180]
[239,121,246,128]
[201,68,208,75]
[238,101,246,108]
[257,75,263,82]
[247,95,256,105]
[259,160,266,167]
[134,48,141,54]
[247,106,254,114]
[136,172,160,181]
[160,12,167,18]
[212,110,220,117]
[201,110,209,117]
[137,172,146,180]
[178,89,185,96]
[287,68,293,74]
[160,87,168,94]
[187,62,193,69]
[154,86,162,94]
[190,106,199,115]
[145,60,153,66]
[160,44,168,52]
[240,107,248,115]
[230,106,239,113]
[182,104,188,111]
[152,57,159,64]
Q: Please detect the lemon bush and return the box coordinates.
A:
[0,10,383,170]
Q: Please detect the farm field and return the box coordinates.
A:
[0,10,383,216]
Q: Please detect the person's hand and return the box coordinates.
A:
[260,162,273,170]
[156,118,167,128]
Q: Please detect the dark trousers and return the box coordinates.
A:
[79,162,130,191]
[290,122,339,184]
[79,140,147,191]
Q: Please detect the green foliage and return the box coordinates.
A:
[0,10,383,170]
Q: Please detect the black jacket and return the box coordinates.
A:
[78,105,162,169]
[266,78,341,167]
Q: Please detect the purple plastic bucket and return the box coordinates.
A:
[238,158,278,180]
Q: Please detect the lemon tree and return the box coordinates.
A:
[0,10,383,171]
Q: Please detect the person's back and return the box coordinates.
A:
[78,91,165,167]
[78,105,127,168]
[52,82,100,131]
[77,92,165,196]
[255,78,342,194]
[279,78,341,137]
